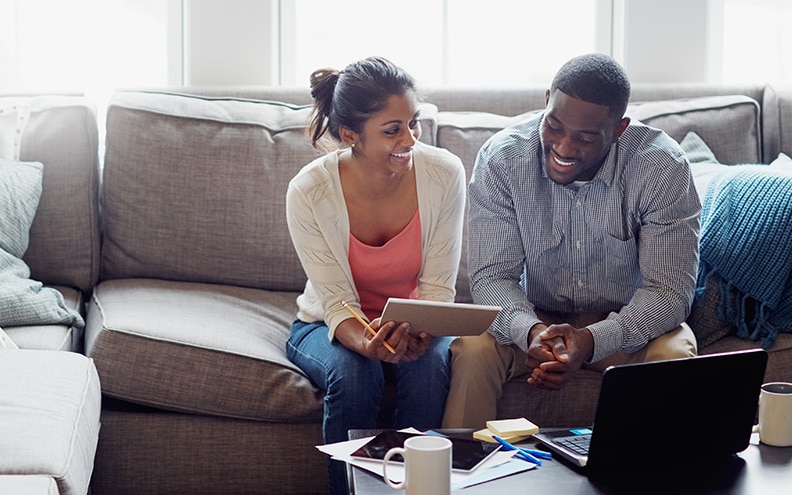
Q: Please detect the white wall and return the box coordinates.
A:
[183,0,279,85]
[617,0,722,83]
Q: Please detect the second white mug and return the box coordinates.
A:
[382,435,452,495]
[757,382,792,447]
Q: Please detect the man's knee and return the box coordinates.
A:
[644,322,698,362]
[450,334,500,366]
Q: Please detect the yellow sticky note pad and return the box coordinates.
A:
[473,427,530,444]
[486,418,539,437]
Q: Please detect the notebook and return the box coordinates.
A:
[533,349,768,475]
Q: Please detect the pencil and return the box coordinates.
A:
[340,301,396,354]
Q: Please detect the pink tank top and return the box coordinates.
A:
[349,210,422,320]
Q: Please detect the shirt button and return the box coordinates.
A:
[576,240,581,249]
[577,280,584,288]
[576,200,582,207]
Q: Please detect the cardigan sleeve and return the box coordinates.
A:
[414,144,467,303]
[286,154,362,340]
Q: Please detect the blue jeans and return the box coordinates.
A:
[287,319,452,495]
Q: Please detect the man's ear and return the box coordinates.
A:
[339,126,358,148]
[612,117,630,141]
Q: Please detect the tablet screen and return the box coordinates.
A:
[350,430,500,472]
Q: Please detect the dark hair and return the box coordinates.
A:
[550,53,631,119]
[308,56,417,150]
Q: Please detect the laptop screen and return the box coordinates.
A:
[584,349,767,473]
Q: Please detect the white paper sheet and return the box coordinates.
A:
[316,431,536,491]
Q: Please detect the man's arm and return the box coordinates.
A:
[586,146,701,363]
[467,139,543,352]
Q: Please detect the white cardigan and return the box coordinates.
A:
[286,141,466,340]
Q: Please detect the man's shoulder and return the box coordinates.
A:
[621,120,684,159]
[481,114,543,160]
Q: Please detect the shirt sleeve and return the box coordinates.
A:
[467,138,543,352]
[586,148,701,362]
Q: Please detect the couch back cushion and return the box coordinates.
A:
[20,96,101,292]
[101,92,319,291]
[626,94,762,164]
[101,92,438,290]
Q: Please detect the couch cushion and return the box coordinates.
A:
[627,95,762,164]
[86,278,324,422]
[0,99,30,160]
[102,92,318,291]
[21,96,101,293]
[0,350,101,495]
[0,158,84,334]
[101,92,438,292]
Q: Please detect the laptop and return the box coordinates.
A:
[533,349,768,476]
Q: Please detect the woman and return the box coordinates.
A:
[285,56,465,494]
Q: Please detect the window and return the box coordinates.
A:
[721,0,792,83]
[283,0,600,88]
[0,0,169,100]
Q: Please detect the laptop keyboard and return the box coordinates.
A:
[555,434,592,455]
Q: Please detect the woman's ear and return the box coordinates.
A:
[339,126,359,148]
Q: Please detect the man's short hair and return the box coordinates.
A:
[550,53,631,119]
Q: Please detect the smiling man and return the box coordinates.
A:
[442,53,702,429]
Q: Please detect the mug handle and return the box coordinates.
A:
[383,447,406,489]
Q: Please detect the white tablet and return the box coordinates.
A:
[380,298,501,337]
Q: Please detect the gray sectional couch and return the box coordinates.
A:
[6,82,792,494]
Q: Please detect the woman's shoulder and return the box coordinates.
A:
[414,141,464,171]
[289,151,340,189]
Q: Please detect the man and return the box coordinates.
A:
[443,53,701,428]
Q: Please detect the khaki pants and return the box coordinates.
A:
[441,312,697,429]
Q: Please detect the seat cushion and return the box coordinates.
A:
[0,350,101,495]
[0,475,58,495]
[85,278,323,422]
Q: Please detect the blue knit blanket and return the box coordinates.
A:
[697,166,792,348]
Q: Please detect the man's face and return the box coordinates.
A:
[539,89,629,185]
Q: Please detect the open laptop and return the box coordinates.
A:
[533,349,768,476]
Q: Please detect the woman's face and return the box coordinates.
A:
[352,92,422,174]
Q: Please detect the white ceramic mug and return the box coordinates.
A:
[757,382,792,447]
[382,435,452,495]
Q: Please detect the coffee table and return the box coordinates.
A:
[348,429,792,494]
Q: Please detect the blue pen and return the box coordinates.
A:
[492,436,542,465]
[492,435,552,465]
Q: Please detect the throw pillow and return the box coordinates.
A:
[0,158,84,330]
[679,131,792,202]
[0,159,42,258]
[0,100,31,161]
[679,131,729,204]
